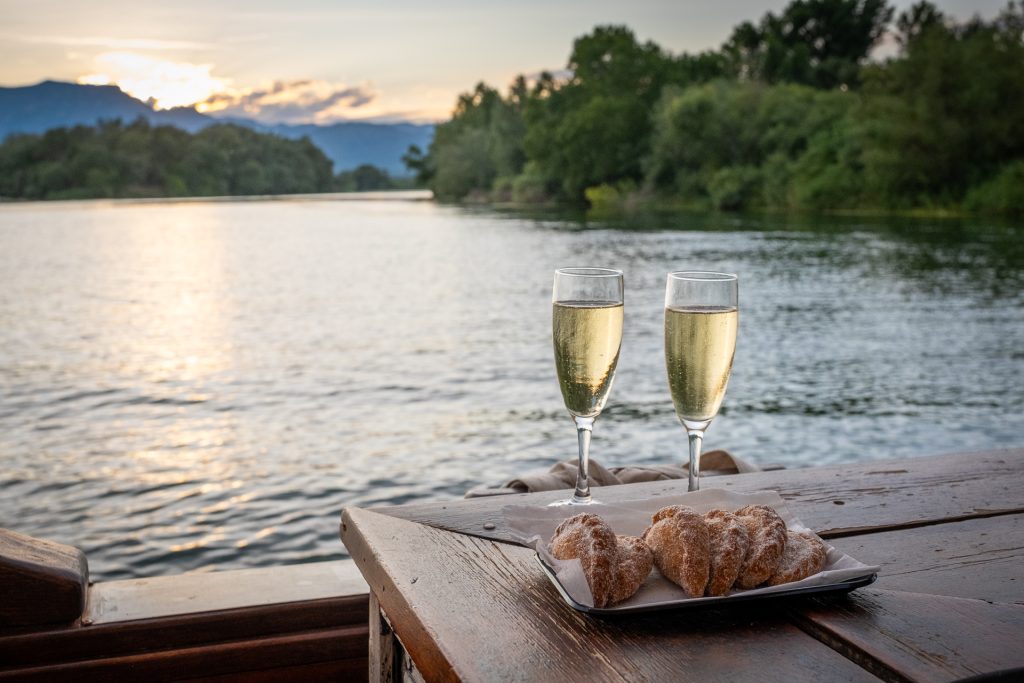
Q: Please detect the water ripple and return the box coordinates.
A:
[0,199,1021,579]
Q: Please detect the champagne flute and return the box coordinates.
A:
[664,272,738,492]
[551,268,624,506]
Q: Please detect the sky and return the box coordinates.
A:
[0,0,1008,124]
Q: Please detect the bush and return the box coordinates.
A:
[511,163,554,204]
[707,166,761,210]
[964,161,1024,215]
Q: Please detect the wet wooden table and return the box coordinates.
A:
[341,448,1024,682]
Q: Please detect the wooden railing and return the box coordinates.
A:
[0,533,370,681]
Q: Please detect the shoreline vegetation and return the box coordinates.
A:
[408,0,1024,218]
[1,1,1021,218]
[0,120,414,201]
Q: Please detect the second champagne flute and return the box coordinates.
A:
[551,267,624,506]
[664,271,738,492]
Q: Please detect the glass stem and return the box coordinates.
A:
[572,416,595,504]
[687,428,704,492]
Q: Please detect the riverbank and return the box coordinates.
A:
[467,186,1023,223]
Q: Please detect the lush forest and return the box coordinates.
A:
[0,119,407,200]
[406,0,1024,215]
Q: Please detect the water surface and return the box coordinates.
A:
[1,196,1021,579]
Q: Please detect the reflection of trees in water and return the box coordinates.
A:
[509,206,1024,303]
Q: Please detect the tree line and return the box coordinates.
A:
[405,1,1024,215]
[0,119,407,200]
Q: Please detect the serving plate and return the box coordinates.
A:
[535,553,877,615]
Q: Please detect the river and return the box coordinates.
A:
[1,194,1021,579]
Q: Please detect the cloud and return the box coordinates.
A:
[5,34,216,51]
[79,52,228,110]
[198,80,377,124]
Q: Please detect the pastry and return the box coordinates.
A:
[702,509,750,596]
[642,505,710,597]
[767,530,828,585]
[609,535,655,604]
[734,504,788,589]
[550,513,653,607]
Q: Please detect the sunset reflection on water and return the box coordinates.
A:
[1,197,1021,579]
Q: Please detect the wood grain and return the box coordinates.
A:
[362,449,1024,545]
[87,559,367,624]
[830,513,1024,604]
[370,593,397,683]
[0,528,88,628]
[793,589,1024,682]
[0,625,366,682]
[343,506,881,683]
[0,595,368,669]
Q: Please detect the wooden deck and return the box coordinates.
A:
[0,561,369,681]
[2,448,1021,681]
[342,448,1024,682]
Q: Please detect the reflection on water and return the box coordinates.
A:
[1,198,1022,579]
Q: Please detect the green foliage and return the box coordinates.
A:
[860,2,1024,207]
[0,119,334,200]
[510,162,554,204]
[334,164,407,192]
[416,82,526,201]
[523,26,702,201]
[964,161,1024,215]
[708,167,762,211]
[409,0,1024,214]
[646,80,861,210]
[722,0,893,88]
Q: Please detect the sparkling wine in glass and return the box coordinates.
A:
[664,271,738,492]
[551,268,624,506]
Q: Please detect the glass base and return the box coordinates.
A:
[547,495,600,507]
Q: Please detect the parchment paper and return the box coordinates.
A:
[503,488,880,610]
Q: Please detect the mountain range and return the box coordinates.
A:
[0,81,435,176]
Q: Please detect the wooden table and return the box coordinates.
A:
[341,449,1024,682]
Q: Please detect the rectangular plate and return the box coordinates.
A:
[535,554,877,615]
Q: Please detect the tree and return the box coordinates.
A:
[0,120,335,200]
[335,164,396,191]
[722,0,894,89]
[860,2,1024,206]
[523,26,677,199]
[894,1,946,50]
[645,81,861,210]
[407,81,526,200]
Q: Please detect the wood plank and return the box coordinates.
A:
[0,528,88,628]
[792,589,1024,683]
[87,560,367,624]
[830,513,1024,604]
[181,659,366,682]
[361,449,1024,545]
[0,625,366,682]
[342,507,881,683]
[0,595,368,669]
[370,593,397,683]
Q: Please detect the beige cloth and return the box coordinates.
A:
[465,450,763,498]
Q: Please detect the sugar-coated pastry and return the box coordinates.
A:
[610,535,655,604]
[642,505,710,597]
[702,509,750,596]
[767,530,828,586]
[734,504,788,589]
[550,513,653,608]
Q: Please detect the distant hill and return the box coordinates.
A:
[0,81,434,175]
[268,122,435,178]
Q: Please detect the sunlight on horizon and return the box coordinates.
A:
[78,51,228,110]
[73,49,451,122]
